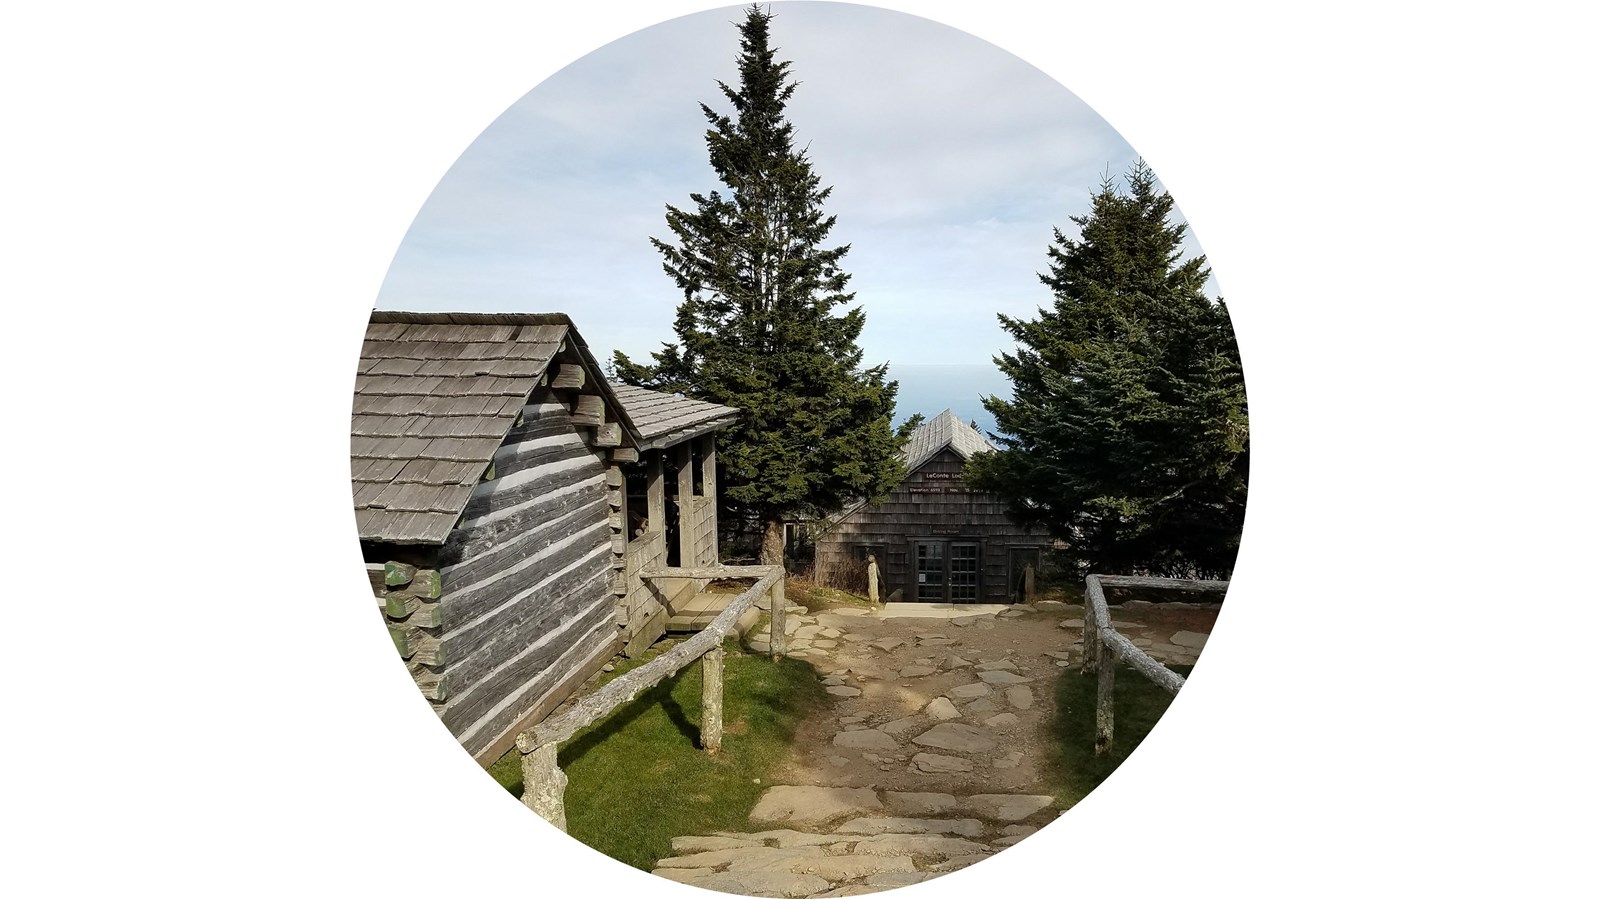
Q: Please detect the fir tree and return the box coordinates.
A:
[614,5,908,565]
[966,161,1248,578]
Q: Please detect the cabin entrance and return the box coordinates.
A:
[911,539,981,603]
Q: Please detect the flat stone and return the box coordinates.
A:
[944,655,972,668]
[910,752,974,774]
[882,791,960,816]
[1001,824,1039,836]
[871,637,906,652]
[834,729,898,752]
[975,659,1018,671]
[881,715,924,736]
[863,872,938,887]
[819,627,843,639]
[984,713,1020,728]
[723,829,839,848]
[1045,651,1073,661]
[655,869,821,898]
[784,617,802,636]
[671,835,758,853]
[917,636,955,646]
[899,665,937,678]
[992,833,1030,847]
[923,697,961,720]
[656,846,815,870]
[1004,686,1034,709]
[1171,630,1209,649]
[822,675,848,686]
[840,715,868,724]
[813,887,881,898]
[1058,618,1084,628]
[842,633,871,643]
[828,755,851,767]
[997,609,1026,618]
[946,683,993,701]
[1034,600,1067,608]
[813,639,838,649]
[833,816,986,838]
[964,698,999,715]
[912,722,997,754]
[926,854,991,873]
[978,670,1034,685]
[826,686,862,697]
[791,855,916,882]
[963,793,1055,822]
[992,750,1025,769]
[851,833,991,860]
[750,785,883,827]
[795,624,824,639]
[950,616,974,628]
[1057,660,1072,667]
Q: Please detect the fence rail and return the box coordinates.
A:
[514,564,786,830]
[1081,573,1228,755]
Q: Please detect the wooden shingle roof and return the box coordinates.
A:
[352,312,576,545]
[902,409,995,474]
[608,383,739,451]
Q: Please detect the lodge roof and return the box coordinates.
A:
[902,409,996,474]
[608,383,740,452]
[350,312,737,545]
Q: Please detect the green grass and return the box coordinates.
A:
[1044,663,1193,808]
[489,639,829,870]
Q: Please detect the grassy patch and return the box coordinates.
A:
[785,576,874,612]
[488,639,828,870]
[1044,663,1193,808]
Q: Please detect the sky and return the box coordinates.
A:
[375,1,1214,431]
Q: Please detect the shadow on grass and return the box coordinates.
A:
[489,644,829,871]
[1044,662,1194,810]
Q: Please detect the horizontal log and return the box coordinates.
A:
[610,446,639,463]
[593,422,622,447]
[389,624,412,658]
[415,672,448,702]
[1101,629,1185,694]
[384,562,418,588]
[386,595,443,628]
[550,364,585,390]
[366,564,387,595]
[1096,575,1230,595]
[395,569,442,600]
[410,631,446,667]
[572,394,604,427]
[611,533,626,555]
[604,468,624,488]
[519,566,782,750]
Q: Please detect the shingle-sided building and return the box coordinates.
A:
[352,312,736,764]
[812,409,1052,604]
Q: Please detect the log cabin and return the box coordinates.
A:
[352,312,737,764]
[812,409,1053,604]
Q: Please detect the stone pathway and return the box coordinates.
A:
[650,594,1216,897]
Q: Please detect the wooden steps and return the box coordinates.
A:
[666,584,729,633]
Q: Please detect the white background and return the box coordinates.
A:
[4,1,1596,895]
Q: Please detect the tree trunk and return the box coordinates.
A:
[760,517,785,567]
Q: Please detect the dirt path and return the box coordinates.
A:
[651,595,1217,897]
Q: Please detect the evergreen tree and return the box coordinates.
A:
[614,5,908,565]
[966,162,1248,578]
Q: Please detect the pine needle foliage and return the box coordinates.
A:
[966,162,1248,578]
[614,5,909,561]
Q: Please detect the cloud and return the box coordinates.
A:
[377,2,1213,368]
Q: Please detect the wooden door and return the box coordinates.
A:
[913,541,946,601]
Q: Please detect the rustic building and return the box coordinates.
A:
[352,312,736,764]
[812,409,1052,604]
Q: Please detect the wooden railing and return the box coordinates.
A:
[1081,574,1228,755]
[514,564,786,830]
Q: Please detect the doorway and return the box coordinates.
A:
[913,539,981,603]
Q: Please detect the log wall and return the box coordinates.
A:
[813,448,1052,603]
[426,387,619,763]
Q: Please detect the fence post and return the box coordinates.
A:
[701,644,724,753]
[521,741,568,831]
[1094,639,1116,756]
[770,574,787,661]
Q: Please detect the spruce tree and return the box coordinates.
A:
[965,162,1248,578]
[614,5,907,565]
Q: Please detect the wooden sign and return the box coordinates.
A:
[923,472,963,481]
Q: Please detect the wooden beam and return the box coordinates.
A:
[383,561,418,588]
[594,422,623,447]
[647,452,665,540]
[415,672,448,702]
[611,446,639,464]
[572,394,604,427]
[677,442,693,567]
[1094,640,1116,756]
[701,433,718,564]
[551,364,585,390]
[701,646,724,754]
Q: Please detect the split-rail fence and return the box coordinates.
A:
[515,564,787,829]
[1081,574,1228,755]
